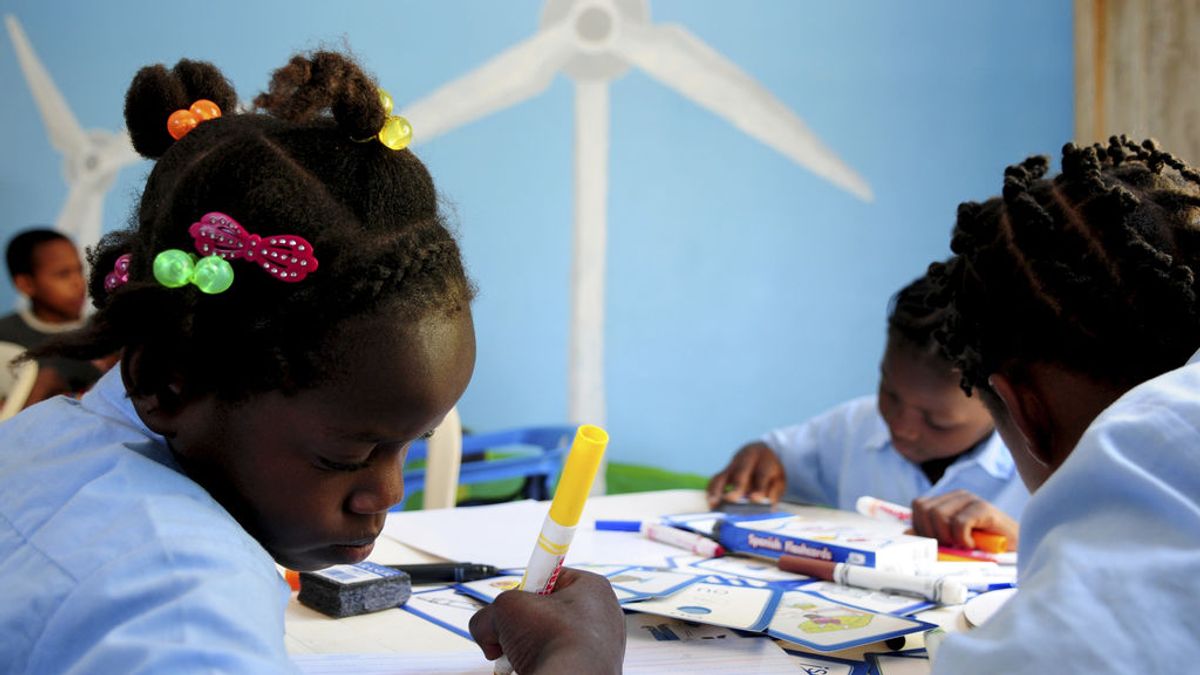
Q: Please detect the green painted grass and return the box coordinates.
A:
[402,461,708,510]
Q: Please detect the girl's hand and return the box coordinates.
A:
[469,568,625,675]
[706,442,786,508]
[911,489,1019,551]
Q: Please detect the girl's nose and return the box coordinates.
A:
[347,458,405,515]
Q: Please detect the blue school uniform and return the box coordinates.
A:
[0,369,297,673]
[932,350,1200,673]
[762,396,1028,517]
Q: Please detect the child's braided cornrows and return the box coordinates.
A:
[930,136,1200,396]
[33,51,474,400]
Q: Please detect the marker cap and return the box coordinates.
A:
[548,425,609,527]
[971,531,1008,554]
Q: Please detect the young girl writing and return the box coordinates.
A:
[0,51,623,673]
[926,137,1200,672]
[707,271,1028,550]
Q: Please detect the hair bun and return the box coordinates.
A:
[124,59,238,158]
[253,51,386,141]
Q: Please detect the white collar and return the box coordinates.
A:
[17,307,84,334]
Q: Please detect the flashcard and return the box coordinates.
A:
[399,586,486,639]
[865,650,931,675]
[606,567,706,601]
[623,581,779,632]
[661,512,726,536]
[570,563,636,577]
[783,650,870,675]
[689,555,817,583]
[626,612,746,642]
[454,574,523,604]
[798,580,934,616]
[665,554,706,568]
[767,591,936,652]
[694,573,772,588]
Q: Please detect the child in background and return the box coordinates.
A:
[0,228,106,400]
[707,272,1028,550]
[926,138,1200,672]
[0,51,624,673]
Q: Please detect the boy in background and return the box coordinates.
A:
[0,228,105,402]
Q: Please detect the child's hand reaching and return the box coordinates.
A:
[469,568,625,674]
[911,489,1019,551]
[706,442,786,508]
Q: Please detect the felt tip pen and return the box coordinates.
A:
[385,562,499,585]
[595,520,726,558]
[855,495,1010,554]
[778,554,969,605]
[494,425,608,675]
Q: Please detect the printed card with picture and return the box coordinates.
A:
[798,580,934,615]
[399,586,486,639]
[689,555,817,584]
[623,581,779,632]
[454,574,523,604]
[605,566,706,602]
[767,591,936,652]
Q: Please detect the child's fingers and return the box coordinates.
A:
[912,491,975,547]
[705,471,732,507]
[467,605,504,661]
[947,499,993,549]
[748,471,785,505]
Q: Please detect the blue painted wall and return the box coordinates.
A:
[0,1,1072,476]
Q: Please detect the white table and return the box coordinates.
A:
[283,489,969,659]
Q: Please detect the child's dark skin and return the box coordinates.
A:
[708,338,1019,550]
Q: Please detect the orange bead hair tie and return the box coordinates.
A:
[167,99,223,141]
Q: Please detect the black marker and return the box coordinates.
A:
[386,562,499,584]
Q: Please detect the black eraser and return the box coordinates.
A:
[298,561,412,618]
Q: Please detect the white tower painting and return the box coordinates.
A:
[402,0,873,455]
[6,15,141,251]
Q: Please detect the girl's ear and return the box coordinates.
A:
[987,372,1054,467]
[121,346,185,438]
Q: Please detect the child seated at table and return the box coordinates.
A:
[926,137,1200,672]
[0,50,624,674]
[708,271,1028,550]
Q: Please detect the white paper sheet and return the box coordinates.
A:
[382,500,695,569]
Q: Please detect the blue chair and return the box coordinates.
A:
[395,424,578,510]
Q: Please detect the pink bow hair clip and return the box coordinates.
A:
[187,212,319,283]
[104,253,132,292]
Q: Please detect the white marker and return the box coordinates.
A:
[856,495,913,523]
[779,555,969,605]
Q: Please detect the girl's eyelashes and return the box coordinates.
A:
[318,436,424,472]
[317,456,371,472]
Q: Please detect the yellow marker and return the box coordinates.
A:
[494,424,608,675]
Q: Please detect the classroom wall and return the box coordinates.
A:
[0,1,1072,476]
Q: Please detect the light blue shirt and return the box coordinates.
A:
[0,369,297,673]
[933,350,1200,673]
[762,395,1028,518]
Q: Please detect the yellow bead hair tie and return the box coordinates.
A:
[167,99,222,141]
[375,88,412,150]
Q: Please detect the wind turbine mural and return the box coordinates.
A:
[5,15,141,251]
[402,0,873,433]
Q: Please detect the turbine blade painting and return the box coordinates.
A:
[5,14,142,249]
[395,0,873,493]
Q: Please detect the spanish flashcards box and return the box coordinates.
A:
[715,515,936,573]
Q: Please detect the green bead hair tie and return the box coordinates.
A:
[152,249,234,294]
